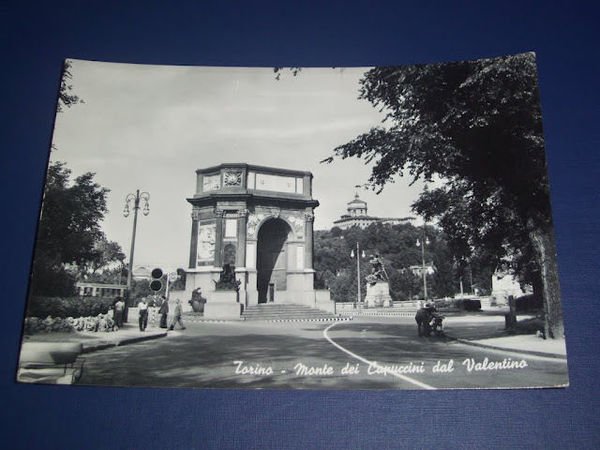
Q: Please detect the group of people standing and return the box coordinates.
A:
[156,297,186,331]
[111,296,186,332]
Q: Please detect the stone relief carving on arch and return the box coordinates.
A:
[247,213,266,238]
[286,213,305,239]
[247,209,305,240]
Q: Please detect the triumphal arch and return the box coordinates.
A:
[184,163,323,319]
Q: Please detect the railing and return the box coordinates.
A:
[333,300,420,317]
[334,300,421,311]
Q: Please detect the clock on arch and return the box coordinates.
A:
[223,170,242,186]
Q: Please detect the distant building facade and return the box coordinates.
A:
[408,264,435,276]
[131,265,164,280]
[333,193,413,230]
[491,271,532,305]
[76,282,126,298]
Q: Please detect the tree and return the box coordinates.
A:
[328,53,563,338]
[169,268,187,291]
[85,266,126,285]
[57,60,83,113]
[131,279,152,300]
[30,162,110,296]
[84,236,126,276]
[314,223,457,302]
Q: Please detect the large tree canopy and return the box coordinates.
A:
[30,162,111,296]
[328,53,563,338]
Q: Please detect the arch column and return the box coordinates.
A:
[236,209,248,268]
[214,208,224,267]
[304,212,315,269]
[189,210,200,268]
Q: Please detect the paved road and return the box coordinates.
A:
[78,318,568,390]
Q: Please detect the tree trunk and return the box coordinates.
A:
[529,227,564,339]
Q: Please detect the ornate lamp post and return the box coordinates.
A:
[123,190,150,308]
[350,242,366,308]
[416,234,430,302]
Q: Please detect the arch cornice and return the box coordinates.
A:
[187,192,319,209]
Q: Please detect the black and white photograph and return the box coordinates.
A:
[17,53,569,390]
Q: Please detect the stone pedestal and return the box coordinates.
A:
[364,281,393,308]
[204,291,242,320]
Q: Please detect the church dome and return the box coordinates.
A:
[347,193,367,216]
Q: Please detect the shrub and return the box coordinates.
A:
[26,296,115,319]
[451,298,481,311]
[23,313,115,334]
[516,294,543,312]
[462,299,482,311]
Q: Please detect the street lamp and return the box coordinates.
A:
[123,190,150,308]
[350,242,366,308]
[416,234,430,302]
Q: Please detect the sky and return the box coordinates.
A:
[51,60,426,270]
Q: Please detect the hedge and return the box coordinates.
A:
[516,294,544,312]
[26,296,115,319]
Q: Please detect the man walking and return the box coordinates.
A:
[138,297,149,331]
[113,297,125,329]
[169,298,186,331]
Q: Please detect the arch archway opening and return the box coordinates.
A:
[256,218,292,303]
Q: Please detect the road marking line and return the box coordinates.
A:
[323,322,436,390]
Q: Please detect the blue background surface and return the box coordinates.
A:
[1,1,599,448]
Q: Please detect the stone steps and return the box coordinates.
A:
[241,303,345,322]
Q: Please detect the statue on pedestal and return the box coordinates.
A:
[189,287,207,313]
[364,253,393,308]
[215,264,241,292]
[365,253,388,285]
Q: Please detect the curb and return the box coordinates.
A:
[266,317,353,323]
[339,312,415,318]
[448,335,567,360]
[184,319,236,324]
[182,316,353,323]
[81,332,168,354]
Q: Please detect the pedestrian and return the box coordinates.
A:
[158,295,169,329]
[113,297,125,329]
[169,298,186,331]
[415,302,435,337]
[138,297,149,331]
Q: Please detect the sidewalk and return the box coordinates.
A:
[22,322,168,353]
[443,314,567,359]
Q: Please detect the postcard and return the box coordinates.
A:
[17,54,568,389]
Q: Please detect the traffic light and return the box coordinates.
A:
[150,268,163,292]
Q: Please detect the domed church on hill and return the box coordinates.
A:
[333,193,413,230]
